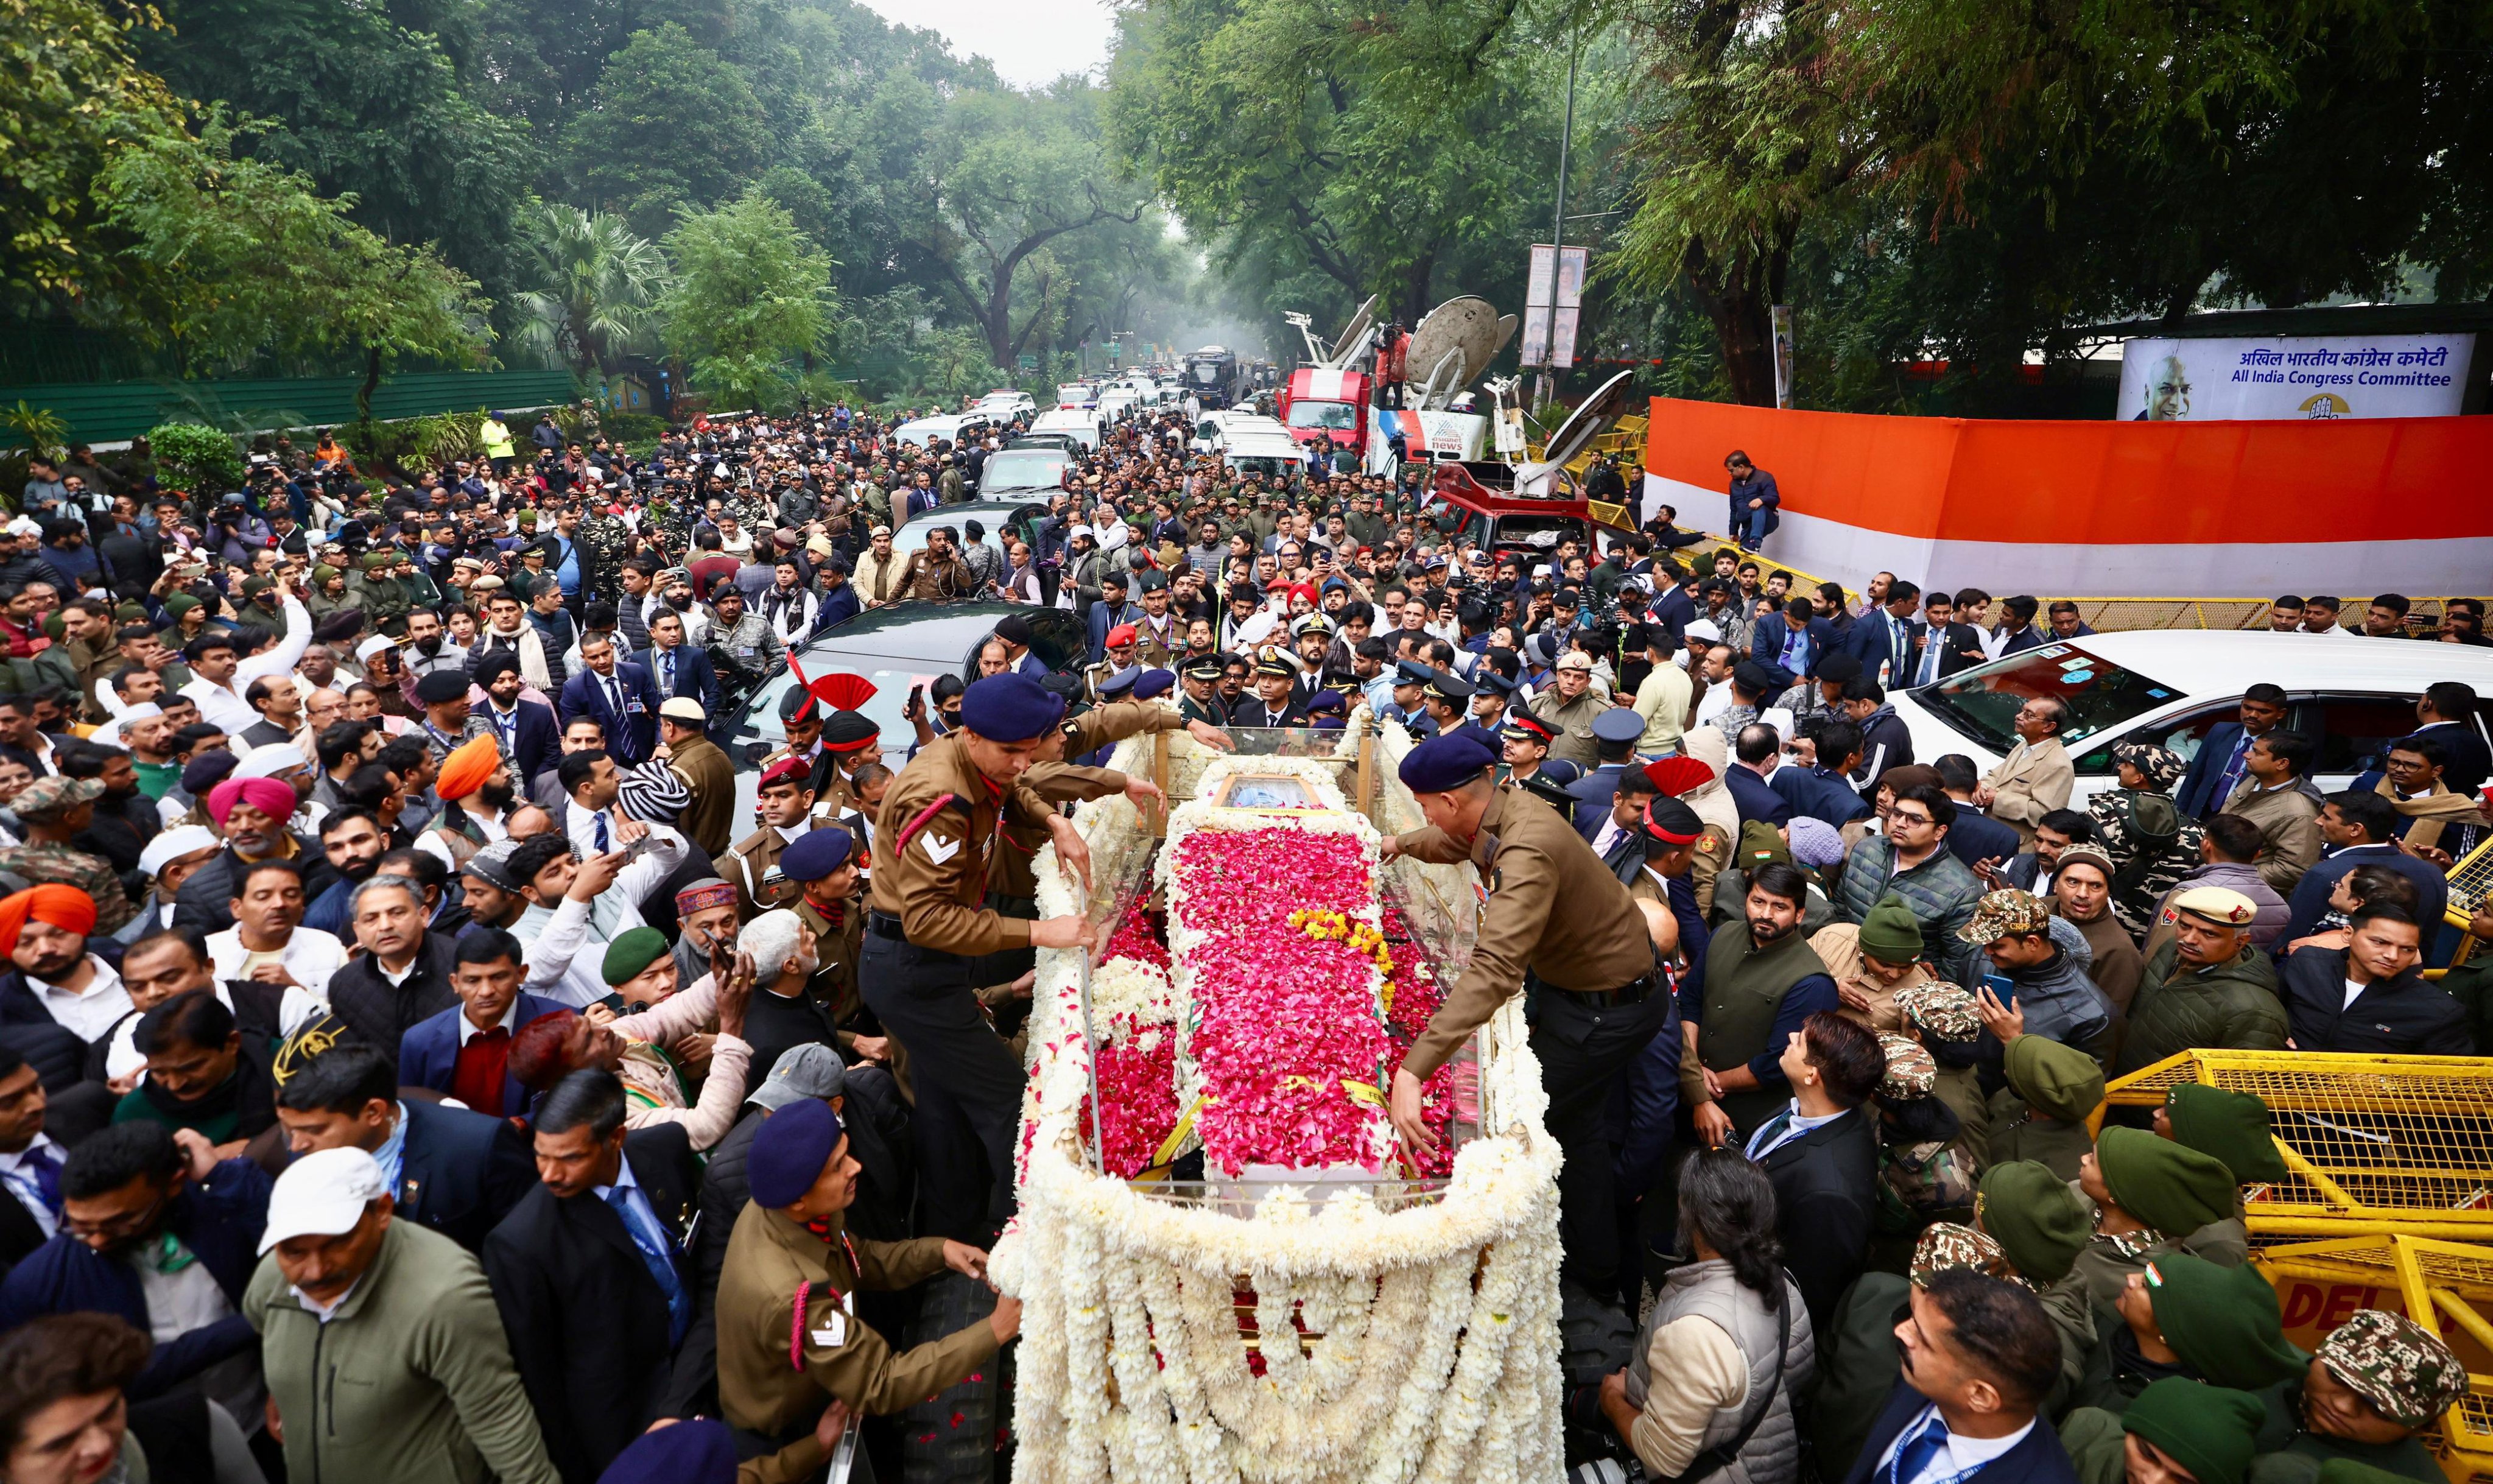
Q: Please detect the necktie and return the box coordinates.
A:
[607,1187,691,1346]
[1882,1416,1950,1484]
[606,677,623,719]
[594,812,610,853]
[21,1145,58,1213]
[662,650,675,694]
[1747,1108,1795,1159]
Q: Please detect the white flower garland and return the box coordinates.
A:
[1002,726,1564,1484]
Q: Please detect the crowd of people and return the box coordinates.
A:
[0,394,2481,1484]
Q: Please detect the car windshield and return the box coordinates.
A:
[980,450,1067,491]
[1913,644,2184,753]
[732,608,1088,763]
[1287,401,1360,431]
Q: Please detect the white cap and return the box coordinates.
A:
[236,744,308,779]
[354,635,399,661]
[138,824,219,877]
[1684,619,1723,643]
[118,702,163,722]
[1068,524,1094,541]
[258,1147,388,1254]
[4,518,40,539]
[658,696,707,723]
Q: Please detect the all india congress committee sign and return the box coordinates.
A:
[2118,333,2474,420]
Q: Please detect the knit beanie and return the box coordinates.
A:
[2165,1084,2288,1184]
[1857,893,1925,964]
[2098,1126,2236,1236]
[2142,1253,2308,1389]
[1975,1160,2089,1283]
[2123,1377,2266,1484]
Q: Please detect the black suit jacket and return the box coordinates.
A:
[476,699,562,789]
[395,1098,536,1252]
[0,1178,52,1278]
[1841,1377,2078,1484]
[1756,1106,1878,1331]
[1901,621,1986,686]
[634,644,719,722]
[482,1125,697,1484]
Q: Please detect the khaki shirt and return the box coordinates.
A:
[1808,921,1938,1033]
[719,823,807,921]
[988,701,1185,898]
[1393,783,1657,1077]
[870,733,1054,955]
[668,734,740,857]
[1529,688,1611,769]
[716,1204,998,1473]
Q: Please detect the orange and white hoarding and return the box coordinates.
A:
[1641,396,2493,597]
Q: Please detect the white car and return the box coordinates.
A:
[890,411,990,448]
[1883,629,2493,807]
[1097,387,1140,422]
[1056,383,1098,410]
[976,390,1036,418]
[1027,407,1104,449]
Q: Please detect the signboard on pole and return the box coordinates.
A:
[1522,244,1589,369]
[2115,334,2474,420]
[1770,306,1795,410]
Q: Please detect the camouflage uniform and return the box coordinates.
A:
[1880,1035,1978,1214]
[2238,1310,2470,1484]
[1910,1222,2008,1284]
[578,512,633,603]
[0,778,137,932]
[2092,742,2203,937]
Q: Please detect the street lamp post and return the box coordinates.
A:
[1536,9,1581,412]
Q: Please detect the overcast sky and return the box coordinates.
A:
[853,0,1119,89]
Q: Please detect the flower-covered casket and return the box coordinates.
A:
[989,725,1564,1484]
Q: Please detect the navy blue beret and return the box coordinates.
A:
[594,1418,735,1484]
[958,672,1066,743]
[1592,708,1646,745]
[1097,665,1141,699]
[1133,669,1175,701]
[1534,758,1584,787]
[1304,689,1346,714]
[748,1097,846,1208]
[1397,729,1499,793]
[779,825,854,881]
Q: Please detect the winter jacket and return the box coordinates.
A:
[2147,861,2289,957]
[2279,946,2472,1055]
[1847,705,1914,787]
[1833,835,1985,986]
[2006,916,2115,1052]
[2112,938,2288,1077]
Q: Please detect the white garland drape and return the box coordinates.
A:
[993,736,1564,1483]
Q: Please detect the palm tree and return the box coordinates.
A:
[513,204,671,374]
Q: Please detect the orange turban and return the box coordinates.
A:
[436,734,502,801]
[0,885,99,958]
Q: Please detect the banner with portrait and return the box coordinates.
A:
[2117,334,2474,420]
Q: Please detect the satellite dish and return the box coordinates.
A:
[1403,297,1509,409]
[1516,368,1639,487]
[1326,295,1379,366]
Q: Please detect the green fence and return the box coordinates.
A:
[0,370,582,446]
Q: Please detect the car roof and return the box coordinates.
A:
[2027,630,2493,693]
[896,499,1045,530]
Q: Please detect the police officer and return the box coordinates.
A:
[1380,730,1670,1295]
[719,756,820,920]
[1418,667,1475,739]
[862,672,1094,1241]
[1387,659,1438,736]
[716,1098,1016,1479]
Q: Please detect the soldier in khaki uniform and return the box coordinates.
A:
[717,1098,1016,1480]
[1529,651,1610,769]
[718,756,821,921]
[862,672,1095,1240]
[1379,729,1667,1295]
[807,711,882,818]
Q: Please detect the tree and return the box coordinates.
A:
[661,189,839,410]
[560,24,775,240]
[513,203,670,374]
[90,110,490,408]
[0,0,187,300]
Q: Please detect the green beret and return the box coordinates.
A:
[2123,1377,2266,1484]
[600,926,670,987]
[1857,893,1924,963]
[2098,1125,2235,1237]
[2140,1253,2307,1390]
[1976,1159,2090,1284]
[40,613,65,641]
[2165,1084,2288,1185]
[2003,1035,2103,1124]
[163,594,200,617]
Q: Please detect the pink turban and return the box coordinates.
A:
[206,776,298,827]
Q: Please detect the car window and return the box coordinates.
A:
[1286,401,1360,431]
[734,663,946,765]
[2291,692,2423,777]
[1914,644,2186,753]
[1022,610,1086,673]
[2073,701,2235,775]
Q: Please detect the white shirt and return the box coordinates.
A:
[207,926,348,1006]
[2343,977,2371,1010]
[1743,1100,1846,1161]
[1874,1403,2035,1484]
[289,1278,362,1324]
[564,800,619,859]
[511,896,605,1007]
[178,596,314,734]
[459,996,523,1044]
[0,1136,63,1239]
[29,958,133,1043]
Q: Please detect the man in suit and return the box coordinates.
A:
[2407,680,2490,797]
[1753,594,1837,684]
[2174,684,2288,819]
[1843,1268,2078,1484]
[2275,790,2449,957]
[1744,1010,1880,1331]
[0,1043,65,1275]
[635,609,719,724]
[1933,754,2026,874]
[468,651,561,787]
[1234,655,1309,728]
[559,631,661,766]
[1567,709,1651,839]
[1898,590,1988,689]
[272,1040,535,1253]
[398,927,569,1120]
[1725,722,1794,828]
[485,1068,698,1484]
[1843,580,1922,687]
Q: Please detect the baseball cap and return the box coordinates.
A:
[259,1147,388,1254]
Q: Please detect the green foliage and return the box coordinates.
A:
[599,411,667,443]
[86,110,492,378]
[146,420,242,493]
[1,0,188,300]
[560,24,776,241]
[1,403,70,463]
[513,203,670,373]
[661,189,840,407]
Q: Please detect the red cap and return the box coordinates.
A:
[759,756,812,790]
[1105,624,1138,647]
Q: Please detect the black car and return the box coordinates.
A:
[723,600,1091,778]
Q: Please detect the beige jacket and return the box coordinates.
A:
[2219,778,2324,893]
[1981,736,2075,840]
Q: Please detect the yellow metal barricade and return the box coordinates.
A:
[2098,1050,2493,1242]
[2252,1233,2493,1482]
